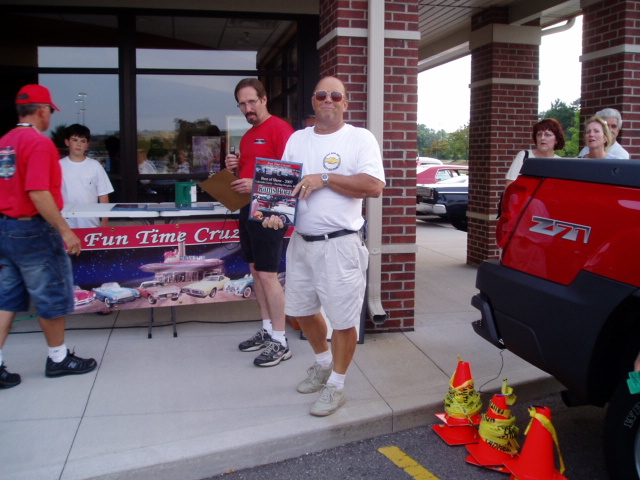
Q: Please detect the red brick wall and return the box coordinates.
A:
[318,0,419,332]
[467,10,540,264]
[581,0,640,155]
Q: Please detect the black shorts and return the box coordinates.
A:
[238,205,286,272]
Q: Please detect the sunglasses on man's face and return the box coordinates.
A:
[314,90,344,102]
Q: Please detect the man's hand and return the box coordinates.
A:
[62,230,82,256]
[262,215,285,230]
[225,153,239,173]
[28,190,82,256]
[230,178,253,195]
[294,174,323,200]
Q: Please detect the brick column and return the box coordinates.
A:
[318,0,419,332]
[467,8,541,264]
[580,0,640,156]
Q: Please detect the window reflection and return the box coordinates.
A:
[137,74,246,176]
[39,47,118,68]
[137,49,256,70]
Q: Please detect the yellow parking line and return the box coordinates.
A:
[378,446,441,480]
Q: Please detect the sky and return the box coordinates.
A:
[418,16,583,132]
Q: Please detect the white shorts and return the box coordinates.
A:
[284,231,368,330]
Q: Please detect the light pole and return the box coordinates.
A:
[74,99,81,123]
[76,92,87,125]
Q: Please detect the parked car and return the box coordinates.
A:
[182,274,230,298]
[135,280,182,304]
[416,175,469,231]
[73,286,96,309]
[92,282,140,308]
[224,274,254,298]
[416,164,467,184]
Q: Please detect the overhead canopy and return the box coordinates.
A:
[418,0,582,70]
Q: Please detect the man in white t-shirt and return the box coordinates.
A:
[60,124,114,228]
[578,108,630,159]
[264,76,386,416]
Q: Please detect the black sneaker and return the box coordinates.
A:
[238,328,272,352]
[45,350,97,378]
[0,363,21,389]
[253,339,292,367]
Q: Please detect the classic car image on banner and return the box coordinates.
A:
[70,220,291,314]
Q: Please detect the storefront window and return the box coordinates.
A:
[39,73,119,163]
[0,9,311,203]
[39,47,119,68]
[136,74,247,176]
[137,49,256,70]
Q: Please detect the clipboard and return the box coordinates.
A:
[199,169,251,212]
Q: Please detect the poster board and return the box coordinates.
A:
[70,221,291,314]
[249,157,302,225]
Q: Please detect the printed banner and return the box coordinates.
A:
[70,220,291,314]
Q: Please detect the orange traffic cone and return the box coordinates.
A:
[466,379,519,473]
[504,406,569,480]
[432,355,482,446]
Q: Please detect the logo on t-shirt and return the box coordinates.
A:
[0,146,16,179]
[323,153,341,171]
[254,139,266,144]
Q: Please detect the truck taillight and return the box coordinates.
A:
[496,177,542,249]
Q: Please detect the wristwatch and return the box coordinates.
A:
[322,173,329,187]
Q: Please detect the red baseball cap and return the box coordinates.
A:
[15,84,60,111]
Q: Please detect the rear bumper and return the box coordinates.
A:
[472,259,637,404]
[416,202,446,215]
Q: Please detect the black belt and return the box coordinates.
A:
[0,213,42,221]
[299,229,357,242]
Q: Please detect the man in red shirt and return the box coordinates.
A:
[0,84,97,389]
[225,78,294,368]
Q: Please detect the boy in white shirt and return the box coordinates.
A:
[60,124,114,228]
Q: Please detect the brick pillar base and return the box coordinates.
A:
[467,8,541,265]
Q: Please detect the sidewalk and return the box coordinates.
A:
[1,219,560,480]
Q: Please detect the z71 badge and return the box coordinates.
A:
[530,216,591,244]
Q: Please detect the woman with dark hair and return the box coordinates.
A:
[505,118,565,187]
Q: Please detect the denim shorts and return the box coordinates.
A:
[0,216,75,319]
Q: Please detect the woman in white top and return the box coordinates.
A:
[579,115,621,159]
[505,118,565,187]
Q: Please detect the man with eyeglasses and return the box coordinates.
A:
[0,84,98,389]
[263,76,386,416]
[225,78,295,368]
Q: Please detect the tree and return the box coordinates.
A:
[539,99,578,136]
[427,138,451,159]
[446,124,469,160]
[562,109,581,157]
[50,124,68,150]
[417,124,446,157]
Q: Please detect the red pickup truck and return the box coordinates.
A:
[472,157,640,479]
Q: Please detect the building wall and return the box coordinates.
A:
[317,0,419,332]
[467,8,541,264]
[580,0,640,156]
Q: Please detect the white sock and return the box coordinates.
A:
[271,330,287,347]
[315,349,333,369]
[262,319,273,336]
[327,371,345,390]
[49,344,67,363]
